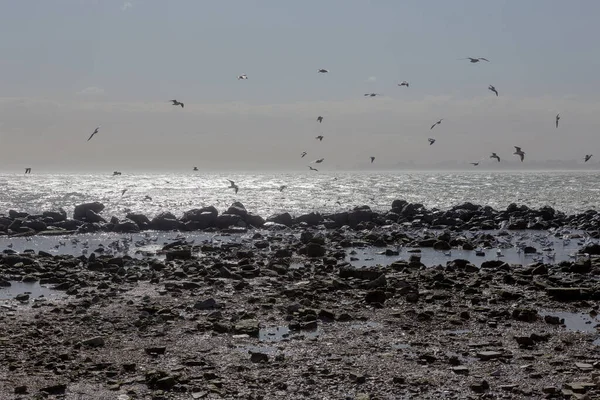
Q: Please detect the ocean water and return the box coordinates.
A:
[0,170,599,219]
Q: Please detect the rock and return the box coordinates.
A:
[365,290,386,305]
[544,315,563,325]
[514,336,536,347]
[476,351,502,361]
[305,243,326,258]
[40,383,67,395]
[155,376,176,390]
[581,243,600,255]
[194,298,219,310]
[145,346,167,355]
[245,213,265,228]
[481,260,506,269]
[233,319,259,336]
[181,206,218,222]
[532,264,548,275]
[85,209,106,223]
[151,212,183,231]
[250,352,269,363]
[267,212,293,227]
[114,220,140,233]
[216,214,244,229]
[227,202,248,217]
[348,206,372,228]
[547,287,588,301]
[82,336,105,347]
[15,293,29,302]
[73,202,105,221]
[126,212,151,226]
[43,208,67,222]
[294,212,323,226]
[451,366,469,375]
[470,380,490,393]
[433,240,451,250]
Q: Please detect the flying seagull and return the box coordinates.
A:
[121,188,127,197]
[398,81,409,87]
[470,162,480,166]
[237,74,248,80]
[460,57,489,63]
[556,114,560,128]
[428,138,436,145]
[24,168,31,174]
[316,135,324,141]
[314,158,324,164]
[430,119,443,130]
[585,154,593,163]
[279,185,287,192]
[301,151,307,158]
[317,69,329,73]
[488,85,498,96]
[490,153,501,162]
[308,166,319,171]
[227,179,239,194]
[370,156,375,163]
[193,167,198,171]
[317,116,323,123]
[170,99,184,108]
[513,146,525,162]
[364,93,380,97]
[143,195,152,201]
[87,126,101,141]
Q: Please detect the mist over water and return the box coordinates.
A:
[1,170,598,219]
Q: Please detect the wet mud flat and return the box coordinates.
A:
[1,226,600,399]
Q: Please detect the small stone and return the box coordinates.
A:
[194,298,218,310]
[144,346,166,355]
[15,293,29,302]
[82,336,105,347]
[250,352,269,363]
[477,351,502,361]
[451,366,469,375]
[575,363,593,371]
[470,380,490,393]
[14,386,27,394]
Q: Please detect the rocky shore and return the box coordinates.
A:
[2,200,600,238]
[2,201,600,399]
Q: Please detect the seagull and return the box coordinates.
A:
[490,153,501,162]
[513,146,525,162]
[24,168,31,174]
[87,126,101,141]
[430,119,443,130]
[460,57,489,63]
[428,138,436,145]
[364,93,380,97]
[170,99,184,108]
[317,116,323,123]
[308,166,319,171]
[314,158,324,164]
[488,85,498,96]
[193,167,198,171]
[237,74,248,80]
[143,195,152,201]
[279,185,287,192]
[316,135,324,141]
[370,156,375,163]
[227,179,239,194]
[470,162,479,166]
[585,154,593,163]
[317,69,329,73]
[556,114,560,128]
[398,81,409,87]
[121,188,128,197]
[301,151,307,158]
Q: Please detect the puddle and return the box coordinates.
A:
[0,281,61,301]
[541,311,600,333]
[259,326,319,342]
[347,229,587,268]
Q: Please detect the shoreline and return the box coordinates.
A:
[2,200,600,239]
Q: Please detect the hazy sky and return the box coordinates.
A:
[1,0,600,171]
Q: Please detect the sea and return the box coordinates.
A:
[1,170,599,218]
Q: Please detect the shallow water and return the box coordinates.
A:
[1,170,600,219]
[0,281,61,301]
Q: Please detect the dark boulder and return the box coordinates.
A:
[73,202,105,221]
[227,202,248,218]
[266,212,293,227]
[85,209,106,223]
[42,209,67,223]
[151,212,183,231]
[294,212,323,226]
[348,206,373,228]
[126,212,151,227]
[216,214,244,229]
[114,220,140,233]
[245,213,265,228]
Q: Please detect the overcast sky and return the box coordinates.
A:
[1,0,599,172]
